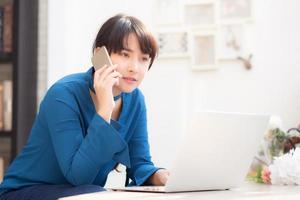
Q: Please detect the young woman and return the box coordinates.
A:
[0,14,169,200]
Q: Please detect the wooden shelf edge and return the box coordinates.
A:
[0,52,13,63]
[0,131,12,137]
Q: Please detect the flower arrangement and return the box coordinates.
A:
[247,116,300,185]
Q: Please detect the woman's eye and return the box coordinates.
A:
[142,57,150,62]
[121,52,129,57]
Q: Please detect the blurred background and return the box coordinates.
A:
[0,0,299,185]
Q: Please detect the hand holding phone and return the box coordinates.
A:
[91,46,122,122]
[92,46,113,71]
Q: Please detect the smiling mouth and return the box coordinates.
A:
[122,77,137,81]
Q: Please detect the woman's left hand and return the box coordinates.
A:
[147,169,170,186]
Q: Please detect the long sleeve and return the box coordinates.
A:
[126,97,159,186]
[44,84,130,186]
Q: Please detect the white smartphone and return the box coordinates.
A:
[91,46,113,71]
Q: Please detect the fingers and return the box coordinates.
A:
[94,64,113,79]
[95,65,121,81]
[101,68,122,86]
[94,65,122,89]
[100,72,120,87]
[104,70,122,81]
[166,170,170,176]
[102,64,117,75]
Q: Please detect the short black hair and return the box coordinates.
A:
[93,14,158,69]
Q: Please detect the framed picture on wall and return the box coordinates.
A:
[218,24,244,60]
[220,0,252,21]
[184,2,216,28]
[154,0,183,26]
[157,30,189,58]
[190,30,217,70]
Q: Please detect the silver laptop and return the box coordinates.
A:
[111,111,270,193]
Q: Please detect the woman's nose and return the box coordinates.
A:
[128,59,139,72]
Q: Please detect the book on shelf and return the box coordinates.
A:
[3,4,13,53]
[0,3,13,55]
[0,156,3,182]
[0,137,11,172]
[3,80,12,131]
[0,80,12,131]
[0,7,3,53]
[0,81,3,130]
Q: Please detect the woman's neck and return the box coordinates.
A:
[112,87,121,97]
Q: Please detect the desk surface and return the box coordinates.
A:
[60,183,300,200]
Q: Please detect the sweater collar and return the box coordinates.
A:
[87,67,95,93]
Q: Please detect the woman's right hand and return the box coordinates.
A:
[93,65,122,123]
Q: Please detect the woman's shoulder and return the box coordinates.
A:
[56,71,88,87]
[43,69,92,102]
[51,69,92,91]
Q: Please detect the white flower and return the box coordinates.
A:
[269,147,300,185]
[267,115,283,131]
[264,115,283,142]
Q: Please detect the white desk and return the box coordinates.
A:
[60,183,300,200]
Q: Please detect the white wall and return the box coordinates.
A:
[37,0,48,105]
[254,0,300,128]
[48,0,300,185]
[48,0,155,86]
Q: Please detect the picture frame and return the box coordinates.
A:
[154,0,183,26]
[152,0,254,71]
[157,29,189,58]
[220,0,252,22]
[183,1,216,28]
[218,24,245,60]
[190,30,217,70]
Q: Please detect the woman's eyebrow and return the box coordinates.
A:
[123,47,149,56]
[122,47,133,52]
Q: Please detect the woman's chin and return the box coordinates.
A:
[117,85,137,93]
[122,88,136,93]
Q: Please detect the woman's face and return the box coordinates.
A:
[110,33,151,93]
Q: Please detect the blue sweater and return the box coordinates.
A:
[0,67,158,194]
